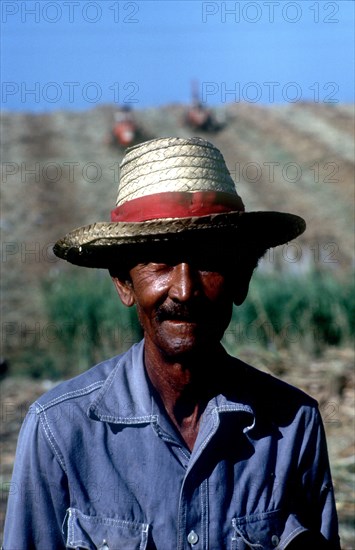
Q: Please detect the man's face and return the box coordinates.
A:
[112,241,253,361]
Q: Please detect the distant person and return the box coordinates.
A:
[111,105,137,147]
[3,137,340,549]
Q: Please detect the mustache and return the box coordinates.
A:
[156,302,207,322]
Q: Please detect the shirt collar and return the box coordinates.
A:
[87,339,255,431]
[88,340,156,424]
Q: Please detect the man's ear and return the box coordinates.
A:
[233,268,253,306]
[111,277,135,307]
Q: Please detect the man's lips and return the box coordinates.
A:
[156,304,205,324]
[164,318,198,324]
[161,315,200,324]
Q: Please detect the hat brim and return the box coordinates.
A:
[53,211,306,268]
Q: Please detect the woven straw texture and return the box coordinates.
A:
[54,211,306,267]
[117,137,239,206]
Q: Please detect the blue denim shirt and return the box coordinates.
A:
[3,341,340,549]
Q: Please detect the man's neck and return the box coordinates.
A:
[144,343,225,450]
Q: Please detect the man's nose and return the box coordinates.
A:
[169,263,199,302]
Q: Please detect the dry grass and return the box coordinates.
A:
[1,103,354,546]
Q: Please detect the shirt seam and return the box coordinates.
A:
[92,414,157,424]
[69,507,149,528]
[37,403,67,473]
[34,380,106,412]
[280,526,308,549]
[215,404,254,413]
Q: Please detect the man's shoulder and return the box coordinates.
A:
[33,345,136,412]
[225,354,318,414]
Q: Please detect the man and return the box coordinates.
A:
[3,137,339,549]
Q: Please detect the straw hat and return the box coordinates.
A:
[53,137,306,268]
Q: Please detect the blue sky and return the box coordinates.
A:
[1,0,354,111]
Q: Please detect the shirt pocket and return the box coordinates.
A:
[231,511,308,550]
[65,507,150,550]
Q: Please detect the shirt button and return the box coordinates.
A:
[271,534,280,546]
[187,530,199,545]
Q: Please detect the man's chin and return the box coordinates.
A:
[157,323,220,359]
[161,320,202,345]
